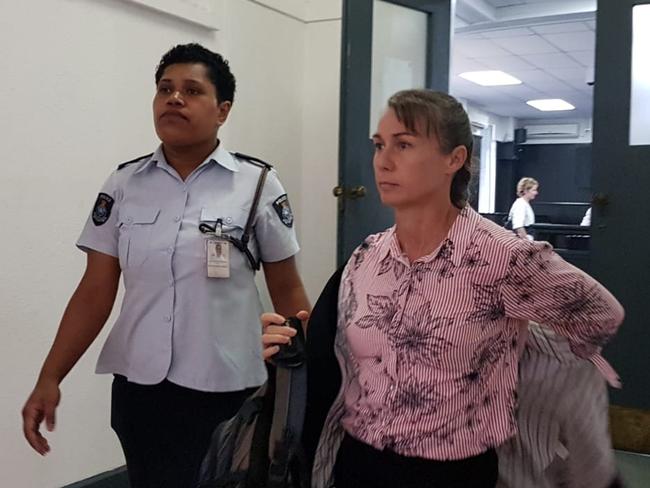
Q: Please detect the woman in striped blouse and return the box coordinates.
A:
[262,89,624,488]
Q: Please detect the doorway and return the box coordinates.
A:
[336,0,453,263]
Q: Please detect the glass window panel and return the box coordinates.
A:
[370,0,428,136]
[630,5,650,146]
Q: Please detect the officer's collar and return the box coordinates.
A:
[136,142,241,174]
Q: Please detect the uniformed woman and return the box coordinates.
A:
[22,43,310,488]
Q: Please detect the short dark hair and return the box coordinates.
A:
[155,43,236,103]
[388,89,474,209]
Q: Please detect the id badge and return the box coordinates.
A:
[206,238,230,278]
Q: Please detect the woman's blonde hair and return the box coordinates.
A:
[517,177,538,196]
[387,89,474,209]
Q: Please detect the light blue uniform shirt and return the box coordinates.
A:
[77,144,300,392]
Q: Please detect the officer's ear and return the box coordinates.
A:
[216,100,232,127]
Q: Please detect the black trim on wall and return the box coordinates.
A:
[63,466,128,488]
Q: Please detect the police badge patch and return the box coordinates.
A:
[272,194,294,228]
[92,193,114,226]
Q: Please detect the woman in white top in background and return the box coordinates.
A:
[508,177,539,239]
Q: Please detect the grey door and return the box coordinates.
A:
[592,0,650,413]
[336,0,453,264]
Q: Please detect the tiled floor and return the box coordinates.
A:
[616,451,650,487]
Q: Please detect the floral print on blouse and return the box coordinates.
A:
[311,206,624,488]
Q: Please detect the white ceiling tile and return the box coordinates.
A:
[452,82,518,103]
[546,67,589,81]
[457,33,487,39]
[525,52,583,69]
[481,27,535,38]
[540,87,583,103]
[497,84,547,101]
[544,31,595,51]
[454,38,513,57]
[492,35,559,55]
[521,79,564,93]
[551,85,586,96]
[564,79,589,91]
[566,50,594,67]
[485,0,526,7]
[483,102,537,118]
[531,22,590,35]
[509,69,558,83]
[456,8,493,25]
[452,57,490,74]
[451,1,597,120]
[478,55,535,71]
[474,89,519,103]
[563,77,593,91]
[450,77,487,95]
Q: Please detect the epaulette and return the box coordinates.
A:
[117,153,154,171]
[232,152,273,169]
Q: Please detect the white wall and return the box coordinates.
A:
[300,11,342,300]
[0,0,341,486]
[459,99,516,142]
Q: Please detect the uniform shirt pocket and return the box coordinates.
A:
[199,205,249,236]
[117,206,160,268]
[199,205,255,266]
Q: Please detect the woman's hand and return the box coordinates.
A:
[261,310,309,360]
[22,378,61,455]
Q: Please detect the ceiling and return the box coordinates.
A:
[451,0,596,120]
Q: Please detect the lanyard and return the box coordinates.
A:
[199,162,270,271]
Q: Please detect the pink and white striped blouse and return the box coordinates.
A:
[334,206,623,462]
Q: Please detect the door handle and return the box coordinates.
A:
[592,192,609,208]
[349,186,366,199]
[332,185,367,199]
[332,185,366,213]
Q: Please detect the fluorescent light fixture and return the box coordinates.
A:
[526,99,575,111]
[458,70,522,86]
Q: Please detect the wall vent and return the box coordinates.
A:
[524,123,580,139]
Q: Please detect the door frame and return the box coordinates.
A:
[337,0,453,265]
[592,0,650,409]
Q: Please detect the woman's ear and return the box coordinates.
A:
[216,101,232,126]
[447,145,468,174]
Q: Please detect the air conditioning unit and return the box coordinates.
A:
[524,123,580,139]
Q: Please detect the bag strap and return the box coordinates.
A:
[231,152,272,271]
[267,318,309,488]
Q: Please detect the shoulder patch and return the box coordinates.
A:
[233,152,273,169]
[272,194,294,228]
[92,193,114,226]
[117,153,153,171]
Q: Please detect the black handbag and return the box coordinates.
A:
[196,318,309,488]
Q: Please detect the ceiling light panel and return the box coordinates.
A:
[459,70,522,86]
[526,98,576,111]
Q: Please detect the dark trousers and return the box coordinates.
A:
[110,375,255,488]
[334,433,498,488]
